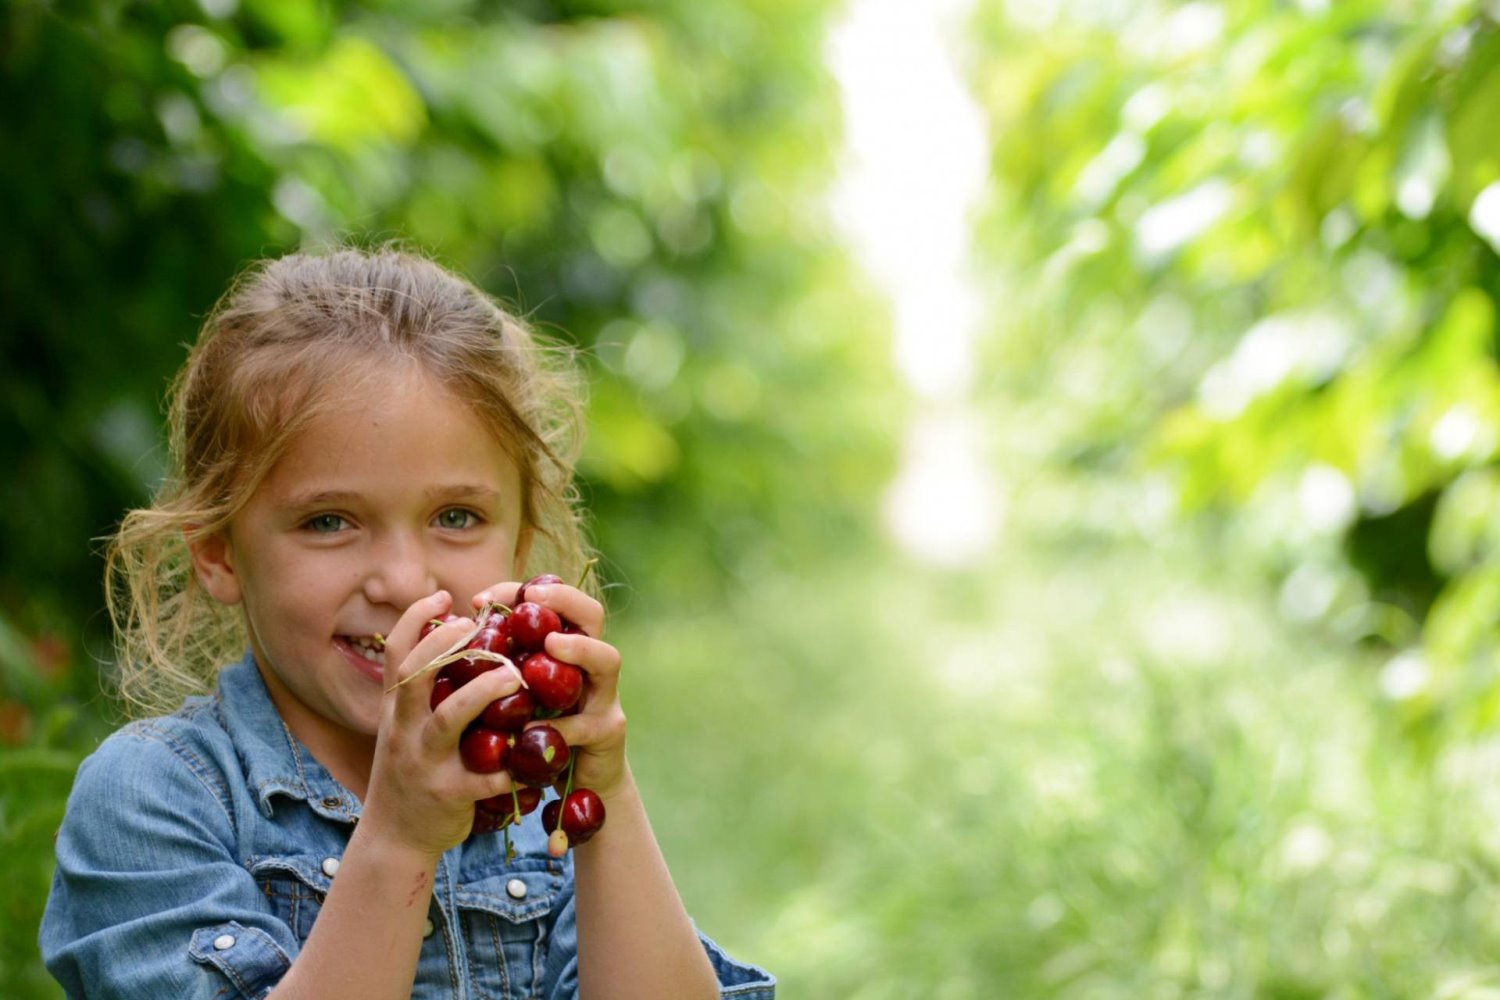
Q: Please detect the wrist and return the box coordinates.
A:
[585,759,636,807]
[350,804,449,869]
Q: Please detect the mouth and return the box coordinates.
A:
[339,634,387,667]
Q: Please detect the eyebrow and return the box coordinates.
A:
[280,485,507,510]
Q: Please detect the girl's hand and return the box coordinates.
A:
[475,582,628,801]
[360,590,527,859]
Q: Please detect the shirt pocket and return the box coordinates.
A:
[248,853,334,944]
[453,856,566,1000]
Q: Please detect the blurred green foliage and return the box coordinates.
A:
[969,0,1500,739]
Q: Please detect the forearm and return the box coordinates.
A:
[573,763,719,1000]
[266,823,438,1000]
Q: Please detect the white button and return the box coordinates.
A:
[321,857,340,877]
[212,934,235,951]
[423,919,435,938]
[505,878,528,900]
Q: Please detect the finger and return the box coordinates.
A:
[384,590,456,674]
[543,632,620,703]
[464,769,520,801]
[472,582,521,613]
[388,617,479,725]
[529,705,624,754]
[425,665,524,750]
[422,756,521,805]
[522,584,605,638]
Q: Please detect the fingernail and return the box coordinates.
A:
[524,585,550,603]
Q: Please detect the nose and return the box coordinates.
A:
[362,530,438,610]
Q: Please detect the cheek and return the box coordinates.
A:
[242,552,356,621]
[446,545,516,594]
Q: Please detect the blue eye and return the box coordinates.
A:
[435,508,477,529]
[304,513,348,533]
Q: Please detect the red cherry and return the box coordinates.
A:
[508,725,570,786]
[541,798,561,833]
[541,789,607,848]
[476,785,542,822]
[458,727,511,773]
[484,614,514,655]
[521,652,584,712]
[479,689,537,732]
[446,656,493,688]
[430,673,457,710]
[559,788,606,844]
[421,612,467,640]
[472,808,507,834]
[447,625,510,686]
[469,624,510,655]
[516,574,564,606]
[508,602,562,653]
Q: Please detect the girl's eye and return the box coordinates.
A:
[435,508,477,530]
[304,513,348,533]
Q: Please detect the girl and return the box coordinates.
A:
[39,248,774,1000]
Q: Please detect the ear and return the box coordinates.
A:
[512,525,535,579]
[186,527,243,605]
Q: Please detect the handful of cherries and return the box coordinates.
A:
[419,574,606,858]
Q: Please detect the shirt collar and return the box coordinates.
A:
[216,652,363,824]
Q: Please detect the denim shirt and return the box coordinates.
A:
[40,653,775,999]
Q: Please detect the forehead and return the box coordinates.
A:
[257,365,521,504]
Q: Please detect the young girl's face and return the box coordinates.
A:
[191,365,528,754]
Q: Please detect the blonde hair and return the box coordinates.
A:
[106,246,590,718]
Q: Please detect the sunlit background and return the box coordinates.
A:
[6,0,1500,995]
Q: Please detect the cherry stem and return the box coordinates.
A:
[563,754,576,799]
[574,559,597,590]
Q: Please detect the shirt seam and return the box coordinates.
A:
[128,723,238,832]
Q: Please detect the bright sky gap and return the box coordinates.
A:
[828,0,1001,567]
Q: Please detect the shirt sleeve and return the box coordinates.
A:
[39,725,297,999]
[540,877,776,1000]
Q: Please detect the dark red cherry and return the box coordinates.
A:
[521,652,584,712]
[446,655,495,688]
[516,574,564,606]
[479,689,537,732]
[477,786,542,822]
[508,725,570,786]
[458,727,511,774]
[484,615,515,655]
[559,788,606,844]
[508,603,561,653]
[446,626,509,686]
[431,673,457,710]
[421,613,467,640]
[468,624,510,655]
[471,807,507,834]
[541,789,607,847]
